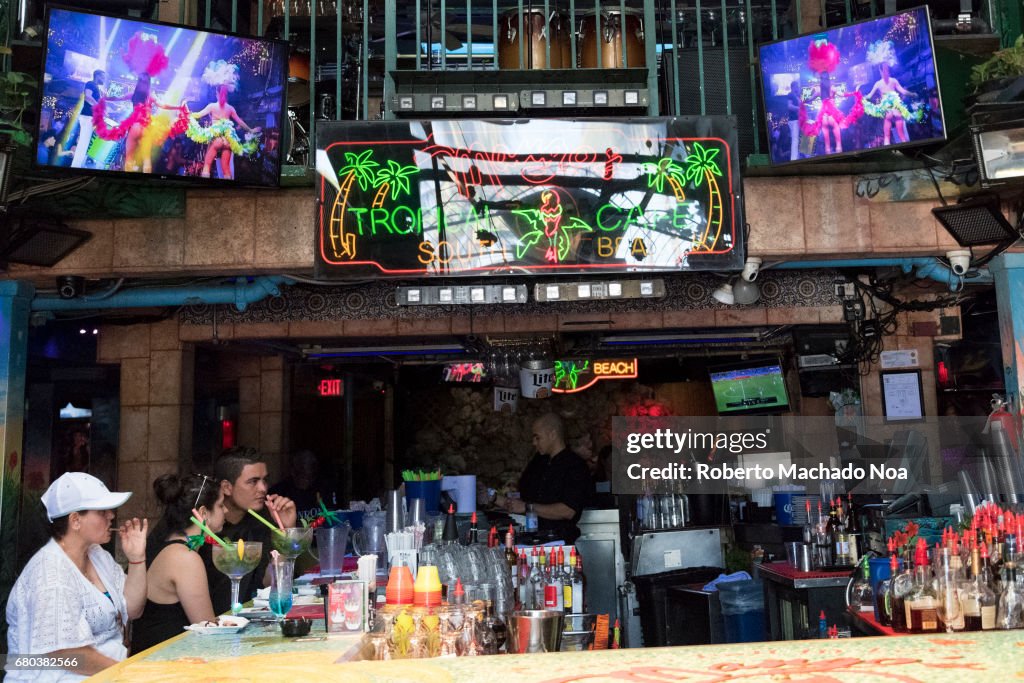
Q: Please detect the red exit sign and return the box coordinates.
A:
[318,378,343,397]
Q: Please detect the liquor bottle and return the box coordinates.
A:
[906,540,940,633]
[567,552,584,614]
[961,545,997,631]
[889,554,913,633]
[850,556,874,612]
[505,525,518,569]
[875,555,899,626]
[544,549,564,610]
[487,525,497,548]
[531,550,547,610]
[611,619,621,649]
[467,512,480,545]
[450,577,466,605]
[519,551,533,610]
[997,562,1024,629]
[818,610,827,639]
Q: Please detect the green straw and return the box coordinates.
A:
[189,515,229,548]
[247,508,286,537]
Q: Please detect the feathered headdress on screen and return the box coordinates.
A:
[122,32,169,76]
[807,35,840,74]
[866,40,897,67]
[202,60,240,92]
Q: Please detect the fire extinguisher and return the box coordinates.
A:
[985,394,1021,453]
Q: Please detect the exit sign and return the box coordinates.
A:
[318,378,343,397]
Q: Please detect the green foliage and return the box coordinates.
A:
[724,544,752,574]
[970,35,1024,91]
[0,71,39,147]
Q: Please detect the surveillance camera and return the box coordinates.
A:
[946,249,971,276]
[57,275,85,300]
[741,257,762,282]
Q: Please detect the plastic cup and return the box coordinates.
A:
[315,524,350,578]
[386,565,415,605]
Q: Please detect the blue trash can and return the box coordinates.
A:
[717,580,766,643]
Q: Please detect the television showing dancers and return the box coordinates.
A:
[37,7,287,187]
[759,6,945,165]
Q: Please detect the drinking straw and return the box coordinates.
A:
[247,508,286,536]
[189,515,229,548]
[267,503,287,532]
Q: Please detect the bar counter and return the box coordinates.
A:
[91,624,1024,682]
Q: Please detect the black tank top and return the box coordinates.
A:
[130,539,192,654]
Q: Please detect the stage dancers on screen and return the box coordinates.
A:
[862,40,921,146]
[799,36,863,156]
[184,60,261,179]
[91,33,188,173]
[71,70,106,168]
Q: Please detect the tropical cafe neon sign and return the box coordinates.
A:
[314,118,744,279]
[552,358,639,393]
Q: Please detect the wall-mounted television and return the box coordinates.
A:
[758,6,945,165]
[36,6,287,187]
[709,358,791,415]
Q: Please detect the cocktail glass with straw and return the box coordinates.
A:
[212,541,263,615]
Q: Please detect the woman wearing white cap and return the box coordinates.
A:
[5,472,147,681]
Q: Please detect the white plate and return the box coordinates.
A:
[185,616,249,634]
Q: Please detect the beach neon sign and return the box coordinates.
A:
[315,118,744,279]
[552,358,639,393]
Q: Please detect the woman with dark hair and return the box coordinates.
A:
[130,473,227,653]
[5,472,146,681]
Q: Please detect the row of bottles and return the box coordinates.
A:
[808,495,861,567]
[854,505,1024,633]
[514,545,587,613]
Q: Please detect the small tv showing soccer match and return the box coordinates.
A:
[758,6,945,165]
[37,7,287,186]
[709,359,791,415]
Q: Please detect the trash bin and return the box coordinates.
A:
[717,580,765,643]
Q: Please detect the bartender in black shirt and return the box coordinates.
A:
[498,413,593,543]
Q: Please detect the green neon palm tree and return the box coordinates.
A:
[641,158,687,201]
[372,160,419,207]
[684,142,724,252]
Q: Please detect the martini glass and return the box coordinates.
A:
[271,527,314,560]
[212,541,263,615]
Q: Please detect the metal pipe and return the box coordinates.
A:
[772,258,993,292]
[31,276,293,313]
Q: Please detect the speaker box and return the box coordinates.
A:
[660,47,764,161]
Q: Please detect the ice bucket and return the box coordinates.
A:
[507,610,564,654]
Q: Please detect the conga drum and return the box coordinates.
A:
[497,9,570,69]
[578,10,645,68]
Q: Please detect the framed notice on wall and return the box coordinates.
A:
[314,117,744,279]
[880,370,925,422]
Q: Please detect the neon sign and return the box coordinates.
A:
[443,362,486,383]
[315,118,745,279]
[552,358,639,393]
[318,378,343,397]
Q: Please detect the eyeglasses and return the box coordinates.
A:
[193,474,212,509]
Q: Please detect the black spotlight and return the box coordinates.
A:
[57,276,85,299]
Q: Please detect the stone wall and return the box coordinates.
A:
[399,380,712,490]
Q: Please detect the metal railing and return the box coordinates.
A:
[17,0,1023,165]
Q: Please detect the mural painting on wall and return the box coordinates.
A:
[315,117,745,278]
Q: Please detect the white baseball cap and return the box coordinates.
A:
[41,472,132,522]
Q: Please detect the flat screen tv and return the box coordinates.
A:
[758,6,945,165]
[709,358,791,415]
[36,6,287,186]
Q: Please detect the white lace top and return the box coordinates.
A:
[5,539,128,682]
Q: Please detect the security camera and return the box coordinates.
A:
[741,257,762,282]
[946,249,971,276]
[57,276,85,300]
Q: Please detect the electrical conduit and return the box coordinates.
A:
[772,258,992,292]
[31,276,292,312]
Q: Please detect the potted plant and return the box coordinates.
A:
[968,35,1024,104]
[0,70,38,148]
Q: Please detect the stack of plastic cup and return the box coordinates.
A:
[413,565,442,607]
[385,564,415,606]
